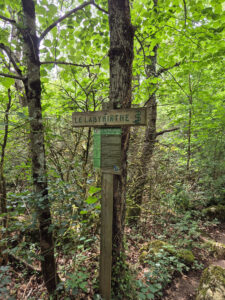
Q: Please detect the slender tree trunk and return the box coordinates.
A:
[0,90,11,229]
[187,74,193,171]
[108,0,134,295]
[128,42,158,225]
[0,89,11,266]
[21,0,58,296]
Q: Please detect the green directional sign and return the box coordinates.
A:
[93,128,121,173]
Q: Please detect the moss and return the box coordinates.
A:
[139,240,169,263]
[139,250,148,263]
[148,240,167,253]
[203,205,225,221]
[203,239,225,259]
[139,240,195,265]
[196,265,225,300]
[177,249,195,265]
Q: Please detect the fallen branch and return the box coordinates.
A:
[8,253,41,276]
[22,275,35,299]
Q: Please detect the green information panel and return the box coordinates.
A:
[93,128,121,172]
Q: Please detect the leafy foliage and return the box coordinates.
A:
[0,0,224,298]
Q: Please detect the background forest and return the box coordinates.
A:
[0,0,225,299]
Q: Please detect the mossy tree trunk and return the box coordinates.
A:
[108,0,134,295]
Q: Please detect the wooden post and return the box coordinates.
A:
[71,106,147,299]
[100,172,113,300]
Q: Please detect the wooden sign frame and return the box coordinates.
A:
[72,107,147,127]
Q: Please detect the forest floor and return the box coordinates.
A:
[162,222,225,300]
[2,220,225,299]
[125,219,225,300]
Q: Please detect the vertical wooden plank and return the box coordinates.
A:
[100,172,113,300]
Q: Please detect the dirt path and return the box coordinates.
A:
[161,223,225,300]
[162,271,200,300]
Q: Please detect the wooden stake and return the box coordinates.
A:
[100,172,113,300]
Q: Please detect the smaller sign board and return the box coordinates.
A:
[93,128,121,174]
[72,108,146,127]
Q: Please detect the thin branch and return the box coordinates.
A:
[135,33,147,62]
[156,127,180,137]
[40,61,100,68]
[92,2,108,14]
[164,68,189,98]
[157,61,181,77]
[0,72,25,81]
[0,14,17,25]
[183,0,187,27]
[0,43,22,76]
[165,25,199,47]
[39,1,93,41]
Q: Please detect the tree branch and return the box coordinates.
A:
[157,62,181,77]
[156,127,180,137]
[183,0,187,27]
[0,43,22,76]
[40,60,100,68]
[0,14,17,25]
[164,68,189,98]
[0,72,25,81]
[39,1,93,41]
[92,2,108,14]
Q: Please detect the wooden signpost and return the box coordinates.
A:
[72,107,146,127]
[72,107,147,300]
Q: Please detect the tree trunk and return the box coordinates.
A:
[21,0,58,296]
[187,74,193,171]
[0,89,11,266]
[0,90,11,229]
[108,0,134,295]
[128,40,158,224]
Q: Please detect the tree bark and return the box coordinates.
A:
[0,90,11,230]
[128,53,158,224]
[128,0,158,225]
[21,0,58,296]
[108,0,134,295]
[187,74,193,171]
[0,89,11,266]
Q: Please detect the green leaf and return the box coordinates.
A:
[146,293,154,300]
[44,39,52,47]
[16,112,27,119]
[101,57,109,70]
[1,77,14,88]
[85,196,98,204]
[89,186,101,195]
